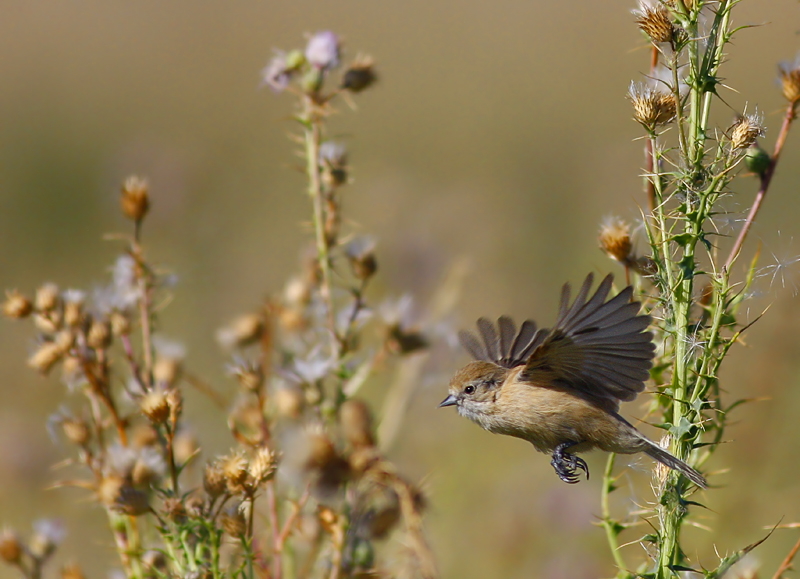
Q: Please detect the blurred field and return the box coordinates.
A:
[2,2,800,578]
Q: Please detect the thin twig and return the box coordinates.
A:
[771,535,800,579]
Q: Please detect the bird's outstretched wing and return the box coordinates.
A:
[458,273,655,410]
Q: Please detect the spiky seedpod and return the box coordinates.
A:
[730,113,765,151]
[599,219,634,264]
[342,55,378,93]
[120,176,150,222]
[634,2,674,44]
[2,290,32,319]
[140,388,170,424]
[221,450,249,494]
[247,447,277,487]
[203,461,227,498]
[629,84,677,129]
[86,318,112,350]
[779,61,800,104]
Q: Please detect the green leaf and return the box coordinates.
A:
[670,416,693,439]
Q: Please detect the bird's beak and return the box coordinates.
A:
[438,394,457,408]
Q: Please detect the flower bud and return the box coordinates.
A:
[140,388,170,424]
[2,290,32,319]
[779,59,800,104]
[62,290,86,327]
[745,145,771,176]
[203,461,227,498]
[730,113,765,151]
[120,176,150,222]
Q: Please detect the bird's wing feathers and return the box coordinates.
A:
[458,273,655,408]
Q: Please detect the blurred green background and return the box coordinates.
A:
[2,1,800,577]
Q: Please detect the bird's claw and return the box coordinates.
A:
[551,442,589,484]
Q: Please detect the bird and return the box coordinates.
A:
[439,273,707,488]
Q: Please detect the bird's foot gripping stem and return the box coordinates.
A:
[551,442,589,484]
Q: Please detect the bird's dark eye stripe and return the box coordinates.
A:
[464,385,475,394]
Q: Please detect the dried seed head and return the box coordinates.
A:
[216,313,265,349]
[2,290,33,319]
[113,485,151,516]
[35,283,60,312]
[779,59,800,104]
[342,55,378,93]
[153,337,185,387]
[161,497,187,522]
[28,332,74,374]
[730,113,765,151]
[221,450,249,493]
[248,447,277,486]
[167,388,183,423]
[97,474,125,507]
[109,311,131,336]
[599,218,634,263]
[220,503,247,536]
[120,176,150,222]
[0,529,23,564]
[203,461,227,498]
[33,311,63,334]
[62,290,86,327]
[60,563,86,579]
[339,399,375,448]
[62,417,90,446]
[29,520,65,560]
[275,387,305,419]
[230,361,264,393]
[140,388,170,424]
[86,318,112,350]
[346,238,378,281]
[629,83,677,129]
[633,2,674,44]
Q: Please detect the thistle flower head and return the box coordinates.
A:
[342,54,378,93]
[2,289,33,319]
[628,82,678,129]
[305,31,341,70]
[598,217,634,264]
[0,528,23,564]
[779,56,800,104]
[29,519,65,560]
[633,1,674,44]
[120,176,150,222]
[730,111,765,151]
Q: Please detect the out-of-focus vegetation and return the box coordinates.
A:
[2,2,800,578]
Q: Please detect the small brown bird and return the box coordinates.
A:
[440,273,706,488]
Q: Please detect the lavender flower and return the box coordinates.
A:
[305,31,341,70]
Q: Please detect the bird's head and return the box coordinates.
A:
[439,361,508,421]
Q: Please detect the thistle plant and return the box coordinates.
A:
[1,32,437,579]
[598,1,800,577]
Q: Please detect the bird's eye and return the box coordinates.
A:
[464,385,475,395]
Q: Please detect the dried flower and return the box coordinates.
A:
[28,331,74,374]
[35,282,60,312]
[120,176,150,222]
[220,503,247,536]
[346,237,378,281]
[2,290,32,319]
[62,417,90,446]
[153,336,185,387]
[339,399,375,448]
[342,55,378,93]
[0,529,22,564]
[62,290,86,327]
[779,56,800,104]
[599,218,634,264]
[60,563,86,579]
[228,359,264,393]
[221,450,249,493]
[86,318,112,349]
[113,485,151,516]
[629,82,677,129]
[33,310,63,333]
[248,446,277,486]
[216,313,265,349]
[203,461,227,498]
[633,2,674,44]
[305,31,341,70]
[730,112,765,151]
[29,519,65,560]
[140,387,170,424]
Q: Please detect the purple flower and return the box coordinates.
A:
[305,31,341,70]
[262,52,291,93]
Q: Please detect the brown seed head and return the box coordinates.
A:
[342,55,378,93]
[2,290,32,319]
[161,497,187,522]
[731,113,765,151]
[248,447,277,487]
[216,313,265,349]
[634,3,674,44]
[62,418,90,446]
[87,318,112,350]
[113,485,151,516]
[60,563,86,579]
[221,450,249,493]
[231,362,264,393]
[33,311,63,333]
[62,291,86,327]
[140,388,170,424]
[110,311,131,336]
[220,504,247,536]
[28,332,74,374]
[599,218,634,263]
[779,61,800,104]
[120,176,150,222]
[97,474,125,508]
[629,83,677,129]
[203,461,227,498]
[35,283,60,312]
[167,388,183,423]
[275,387,305,419]
[0,529,23,564]
[339,399,375,448]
